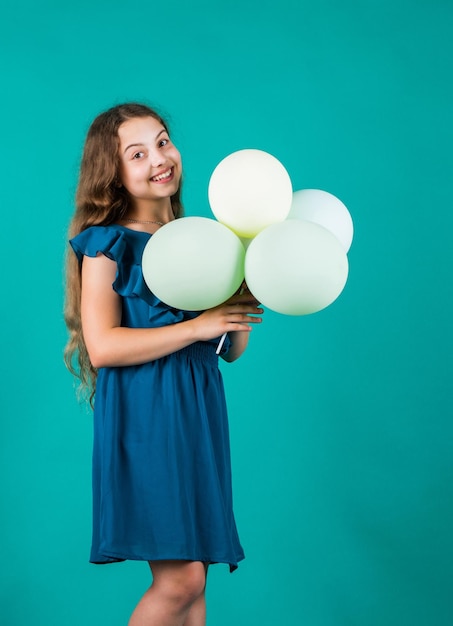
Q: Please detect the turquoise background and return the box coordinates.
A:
[1,1,452,624]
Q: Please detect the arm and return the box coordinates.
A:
[221,283,263,363]
[221,330,252,363]
[80,253,262,368]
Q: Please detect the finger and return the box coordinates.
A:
[231,305,263,315]
[224,292,259,305]
[227,312,263,324]
[239,293,261,306]
[224,299,263,311]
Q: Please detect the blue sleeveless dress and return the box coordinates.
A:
[70,225,244,571]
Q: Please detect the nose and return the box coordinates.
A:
[150,148,165,168]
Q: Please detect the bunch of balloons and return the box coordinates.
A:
[142,149,353,316]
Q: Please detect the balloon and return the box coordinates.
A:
[240,236,254,250]
[245,220,349,315]
[288,189,354,252]
[208,149,293,238]
[142,217,245,311]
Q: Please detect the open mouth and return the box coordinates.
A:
[150,168,173,183]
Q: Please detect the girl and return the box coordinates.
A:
[64,102,263,626]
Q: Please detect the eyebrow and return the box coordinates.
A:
[123,129,167,154]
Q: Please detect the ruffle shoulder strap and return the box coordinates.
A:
[69,225,128,265]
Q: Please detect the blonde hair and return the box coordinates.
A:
[64,103,183,403]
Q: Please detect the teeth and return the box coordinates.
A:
[151,168,172,182]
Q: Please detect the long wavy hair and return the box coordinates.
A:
[64,103,183,404]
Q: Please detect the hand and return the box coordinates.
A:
[191,289,263,343]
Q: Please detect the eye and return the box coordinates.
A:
[159,138,169,147]
[132,151,145,159]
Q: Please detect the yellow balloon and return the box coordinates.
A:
[208,149,293,238]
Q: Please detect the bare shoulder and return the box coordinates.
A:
[82,253,117,287]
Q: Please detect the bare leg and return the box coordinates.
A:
[128,561,207,626]
[181,593,206,626]
[182,564,209,626]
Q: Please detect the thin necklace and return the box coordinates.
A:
[122,218,165,226]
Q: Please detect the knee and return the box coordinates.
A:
[154,562,207,611]
[177,565,206,606]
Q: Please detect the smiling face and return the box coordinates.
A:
[117,116,182,212]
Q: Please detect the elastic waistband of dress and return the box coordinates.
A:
[175,342,219,365]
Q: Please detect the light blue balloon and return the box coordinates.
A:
[289,189,354,252]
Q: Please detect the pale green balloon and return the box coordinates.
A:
[245,220,349,315]
[142,217,245,311]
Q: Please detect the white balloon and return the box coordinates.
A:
[142,217,245,311]
[288,189,354,252]
[245,220,349,315]
[208,149,293,238]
